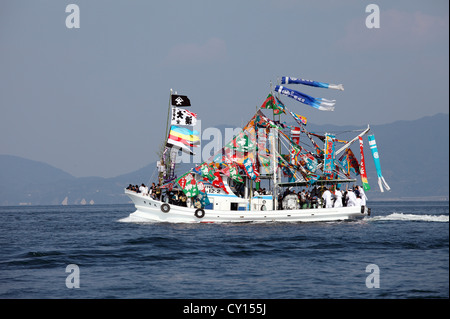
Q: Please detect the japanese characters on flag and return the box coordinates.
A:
[171,107,197,126]
[359,137,371,191]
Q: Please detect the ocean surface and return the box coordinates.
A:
[0,201,448,299]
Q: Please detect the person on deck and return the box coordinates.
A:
[322,187,333,208]
[333,188,343,208]
[346,189,357,206]
[139,183,148,195]
[357,186,368,206]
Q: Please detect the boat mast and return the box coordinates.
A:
[270,128,278,210]
[270,80,280,210]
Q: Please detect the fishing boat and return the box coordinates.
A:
[124,77,390,223]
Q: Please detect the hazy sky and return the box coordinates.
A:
[1,0,448,178]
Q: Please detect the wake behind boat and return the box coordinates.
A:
[124,76,390,223]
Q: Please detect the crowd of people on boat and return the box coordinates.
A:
[126,183,205,208]
[277,185,367,210]
[126,182,162,200]
[127,182,367,211]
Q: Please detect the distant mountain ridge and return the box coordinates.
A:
[0,113,448,205]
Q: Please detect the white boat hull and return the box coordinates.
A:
[125,190,370,223]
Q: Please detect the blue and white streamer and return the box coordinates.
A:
[281,76,344,91]
[368,134,390,192]
[274,85,335,111]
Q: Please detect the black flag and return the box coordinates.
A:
[171,94,191,107]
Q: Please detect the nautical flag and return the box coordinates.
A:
[170,126,200,142]
[166,125,200,155]
[275,85,335,111]
[212,172,229,194]
[300,153,319,173]
[166,140,194,155]
[359,137,370,191]
[199,162,215,181]
[323,134,335,175]
[281,76,344,91]
[243,157,260,182]
[260,94,285,115]
[368,134,391,192]
[176,173,199,197]
[258,154,272,175]
[171,94,191,107]
[289,111,307,125]
[229,163,244,183]
[227,131,256,152]
[346,148,360,176]
[291,127,300,145]
[196,181,211,207]
[167,133,199,148]
[275,97,286,114]
[171,107,197,126]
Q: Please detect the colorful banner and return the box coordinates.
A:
[275,97,286,114]
[196,181,211,207]
[212,172,229,194]
[368,134,391,192]
[170,126,200,142]
[323,134,335,175]
[275,85,335,111]
[358,137,370,191]
[289,111,307,125]
[167,134,199,147]
[199,162,215,181]
[281,76,344,91]
[260,94,284,114]
[243,157,260,182]
[176,173,199,197]
[291,127,300,145]
[300,153,319,173]
[258,154,272,175]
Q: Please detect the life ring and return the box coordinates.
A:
[194,208,205,218]
[161,203,170,213]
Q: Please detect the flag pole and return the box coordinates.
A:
[165,88,173,143]
[160,88,173,185]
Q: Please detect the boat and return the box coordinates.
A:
[124,77,390,223]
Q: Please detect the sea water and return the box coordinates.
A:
[0,201,448,299]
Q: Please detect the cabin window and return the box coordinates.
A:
[230,203,238,211]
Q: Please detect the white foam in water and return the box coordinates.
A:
[117,215,159,224]
[369,213,449,222]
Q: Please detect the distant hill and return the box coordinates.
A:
[0,113,448,205]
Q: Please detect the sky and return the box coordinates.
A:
[0,0,448,178]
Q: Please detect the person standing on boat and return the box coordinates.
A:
[310,186,319,208]
[346,189,357,206]
[357,186,368,206]
[333,188,343,208]
[139,183,148,195]
[299,189,307,209]
[322,187,333,208]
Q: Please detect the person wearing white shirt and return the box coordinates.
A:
[333,188,343,208]
[322,187,333,208]
[139,184,148,195]
[358,186,368,206]
[346,189,357,207]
